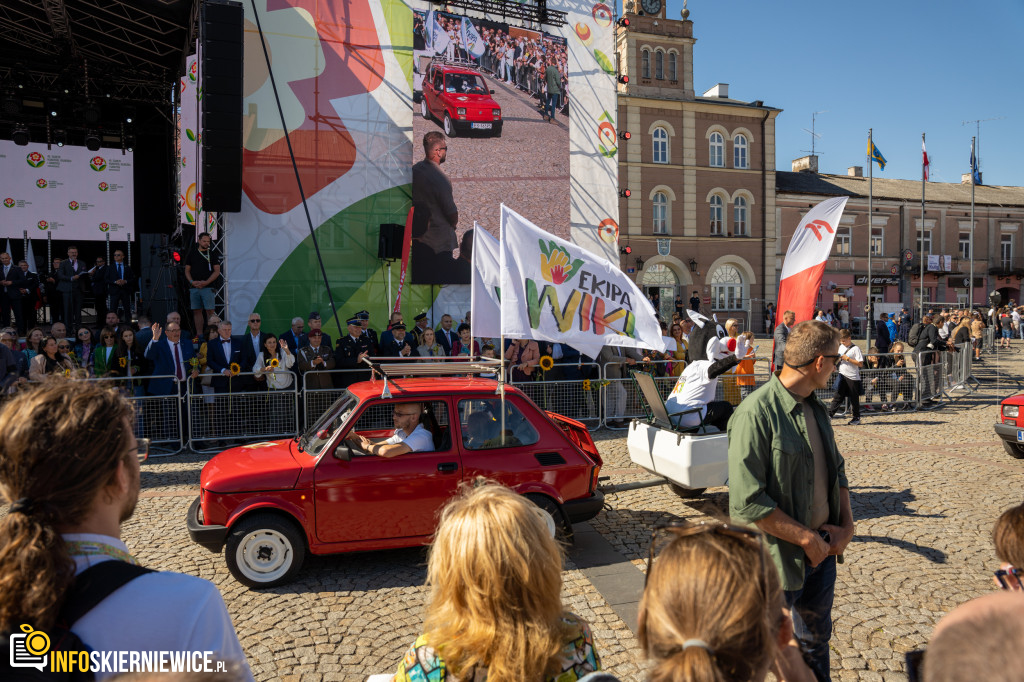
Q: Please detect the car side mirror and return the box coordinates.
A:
[334,441,352,461]
[490,89,495,94]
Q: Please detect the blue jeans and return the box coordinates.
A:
[546,92,559,120]
[784,555,836,682]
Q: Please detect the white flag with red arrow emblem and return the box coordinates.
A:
[775,196,849,329]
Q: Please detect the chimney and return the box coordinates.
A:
[702,83,729,98]
[962,172,983,185]
[792,155,819,173]
[847,166,863,177]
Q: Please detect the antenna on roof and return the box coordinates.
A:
[961,116,1005,171]
[801,110,827,157]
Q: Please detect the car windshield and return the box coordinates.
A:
[300,392,358,457]
[445,73,488,94]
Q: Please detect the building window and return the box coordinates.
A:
[709,195,724,235]
[641,49,650,79]
[709,132,724,167]
[733,197,747,236]
[710,265,744,310]
[959,232,971,260]
[835,227,851,255]
[668,52,677,81]
[652,192,668,234]
[916,229,932,255]
[655,50,664,79]
[870,226,883,256]
[733,134,748,169]
[1001,234,1014,267]
[652,127,668,164]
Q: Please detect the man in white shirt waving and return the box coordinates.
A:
[349,402,435,457]
[827,328,864,425]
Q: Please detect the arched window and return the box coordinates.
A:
[641,49,650,79]
[653,192,668,234]
[652,127,668,164]
[655,50,664,80]
[709,132,724,167]
[668,52,677,81]
[733,134,748,169]
[709,195,724,235]
[710,265,744,310]
[733,197,748,235]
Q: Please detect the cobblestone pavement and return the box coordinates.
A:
[126,348,1024,681]
[413,70,569,243]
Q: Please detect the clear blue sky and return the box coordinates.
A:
[666,0,1024,186]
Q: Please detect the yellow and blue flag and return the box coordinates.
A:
[868,139,886,171]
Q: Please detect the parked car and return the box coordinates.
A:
[187,377,603,587]
[994,394,1024,459]
[420,61,502,137]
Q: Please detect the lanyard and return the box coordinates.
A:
[66,540,139,566]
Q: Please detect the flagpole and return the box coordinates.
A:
[498,209,507,446]
[920,132,926,321]
[970,136,976,312]
[867,128,873,349]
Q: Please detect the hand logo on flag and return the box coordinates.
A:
[804,220,835,241]
[539,240,584,285]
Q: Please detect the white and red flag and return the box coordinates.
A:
[922,138,930,181]
[775,196,849,333]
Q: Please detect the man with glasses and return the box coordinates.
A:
[105,250,136,320]
[728,320,855,682]
[239,312,269,390]
[0,381,253,678]
[144,322,198,397]
[347,402,432,457]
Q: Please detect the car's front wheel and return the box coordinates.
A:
[420,97,430,120]
[1004,441,1024,459]
[526,493,573,543]
[443,113,456,137]
[225,513,306,588]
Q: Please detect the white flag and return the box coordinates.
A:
[499,204,664,361]
[26,239,38,273]
[460,18,485,58]
[775,196,849,326]
[426,10,450,56]
[471,224,501,339]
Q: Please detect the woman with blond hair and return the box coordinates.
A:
[393,483,602,682]
[639,520,814,682]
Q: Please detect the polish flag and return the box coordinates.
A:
[922,139,930,181]
[773,196,849,352]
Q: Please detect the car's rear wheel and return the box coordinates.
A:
[420,97,430,120]
[225,513,306,588]
[443,113,456,137]
[525,493,573,543]
[1004,441,1024,459]
[670,483,708,499]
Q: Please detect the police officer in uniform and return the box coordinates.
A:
[335,316,373,386]
[379,322,418,361]
[410,312,430,347]
[356,310,378,355]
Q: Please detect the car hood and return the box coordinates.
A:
[1003,394,1024,405]
[200,440,302,493]
[449,94,498,106]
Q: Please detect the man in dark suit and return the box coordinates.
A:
[238,312,270,389]
[913,314,941,406]
[410,312,429,348]
[105,249,136,320]
[335,317,373,386]
[57,246,88,331]
[773,310,795,371]
[0,252,24,334]
[874,312,892,354]
[88,256,109,326]
[280,316,304,354]
[144,322,199,396]
[206,320,245,393]
[17,260,38,335]
[435,314,457,355]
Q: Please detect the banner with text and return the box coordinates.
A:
[500,204,663,360]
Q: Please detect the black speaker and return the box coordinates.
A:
[201,0,244,213]
[378,223,404,261]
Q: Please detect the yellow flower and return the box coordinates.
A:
[582,379,592,391]
[230,363,241,375]
[539,355,554,372]
[269,358,280,369]
[118,357,126,368]
[63,368,70,377]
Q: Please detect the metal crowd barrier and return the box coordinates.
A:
[983,327,996,353]
[187,371,299,452]
[509,361,602,428]
[302,368,369,430]
[95,374,186,456]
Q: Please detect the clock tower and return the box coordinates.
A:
[635,0,665,19]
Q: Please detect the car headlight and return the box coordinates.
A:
[493,109,501,120]
[456,107,466,117]
[1004,405,1019,418]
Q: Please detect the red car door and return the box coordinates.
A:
[313,398,462,544]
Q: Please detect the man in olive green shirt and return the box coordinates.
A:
[543,59,562,122]
[728,320,855,682]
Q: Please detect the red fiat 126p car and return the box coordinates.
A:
[994,393,1024,459]
[187,371,603,588]
[420,60,502,137]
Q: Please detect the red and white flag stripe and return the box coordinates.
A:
[922,139,930,181]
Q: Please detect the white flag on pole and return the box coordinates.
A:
[471,224,501,339]
[460,18,485,58]
[25,239,38,273]
[3,239,11,262]
[426,10,450,56]
[499,204,664,361]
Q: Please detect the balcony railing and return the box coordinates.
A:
[988,257,1024,276]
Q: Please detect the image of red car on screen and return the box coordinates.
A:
[420,60,502,138]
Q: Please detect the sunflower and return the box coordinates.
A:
[118,357,127,368]
[230,362,241,375]
[539,355,554,372]
[269,358,280,369]
[582,379,592,392]
[63,368,71,377]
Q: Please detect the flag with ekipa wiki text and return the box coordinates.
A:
[499,204,664,361]
[775,196,849,329]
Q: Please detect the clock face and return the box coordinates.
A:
[641,0,662,15]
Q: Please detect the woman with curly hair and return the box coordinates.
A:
[394,483,602,682]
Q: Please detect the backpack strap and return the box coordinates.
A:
[57,561,154,628]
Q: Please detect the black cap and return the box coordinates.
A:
[392,323,406,331]
[414,312,427,321]
[346,317,362,326]
[356,310,369,320]
[309,311,321,320]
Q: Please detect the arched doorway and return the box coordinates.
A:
[642,263,678,322]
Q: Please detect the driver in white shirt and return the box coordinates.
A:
[349,402,434,457]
